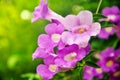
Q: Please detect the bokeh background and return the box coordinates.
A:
[0,0,120,80]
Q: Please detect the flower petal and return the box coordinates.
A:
[111,6,120,14]
[77,48,86,61]
[61,32,90,48]
[74,33,90,48]
[32,47,48,59]
[63,15,79,30]
[98,27,114,39]
[45,23,64,35]
[88,22,101,36]
[102,7,111,16]
[38,34,55,51]
[37,64,55,80]
[44,55,56,65]
[61,32,75,45]
[32,0,64,22]
[102,6,120,15]
[78,10,93,25]
[32,0,48,22]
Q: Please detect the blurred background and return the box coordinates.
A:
[0,0,120,80]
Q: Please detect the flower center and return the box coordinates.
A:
[78,29,85,33]
[106,60,113,67]
[64,52,77,62]
[51,34,61,43]
[49,64,57,72]
[96,68,102,74]
[87,70,92,74]
[107,14,116,21]
[105,27,112,33]
[113,71,120,77]
[73,25,89,34]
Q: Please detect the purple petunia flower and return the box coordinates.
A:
[37,55,59,80]
[32,0,101,47]
[61,11,101,48]
[32,34,55,59]
[32,0,64,22]
[45,23,64,44]
[55,44,90,70]
[98,27,115,39]
[102,6,120,23]
[83,66,103,80]
[109,66,120,80]
[32,23,65,59]
[99,6,120,39]
[32,47,52,59]
[97,47,119,72]
[109,48,120,80]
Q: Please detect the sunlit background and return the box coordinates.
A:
[0,0,120,80]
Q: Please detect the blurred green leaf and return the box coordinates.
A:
[78,67,84,80]
[86,61,100,68]
[21,73,42,80]
[100,21,115,27]
[93,13,106,21]
[82,50,96,61]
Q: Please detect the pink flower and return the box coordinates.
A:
[32,23,65,59]
[98,27,115,39]
[83,66,103,80]
[32,0,64,22]
[37,55,59,80]
[102,6,120,23]
[97,47,119,72]
[61,11,101,48]
[32,1,101,48]
[55,44,90,69]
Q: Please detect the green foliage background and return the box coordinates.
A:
[0,0,120,80]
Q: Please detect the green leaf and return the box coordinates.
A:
[102,73,110,80]
[82,50,96,61]
[93,13,106,21]
[54,46,58,54]
[21,73,42,80]
[93,14,116,28]
[100,21,115,28]
[93,14,107,18]
[78,67,84,80]
[86,61,100,68]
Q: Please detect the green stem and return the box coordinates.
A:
[95,0,103,14]
[79,67,84,80]
[113,39,120,49]
[77,61,85,80]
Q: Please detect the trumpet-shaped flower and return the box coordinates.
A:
[99,6,120,39]
[37,55,59,80]
[55,44,90,69]
[102,6,120,23]
[32,23,65,59]
[109,66,120,80]
[83,66,103,80]
[61,11,101,48]
[32,0,64,22]
[98,27,115,39]
[32,47,53,59]
[97,47,119,72]
[39,23,64,48]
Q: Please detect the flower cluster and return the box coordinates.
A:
[98,6,120,39]
[32,0,101,80]
[83,47,120,80]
